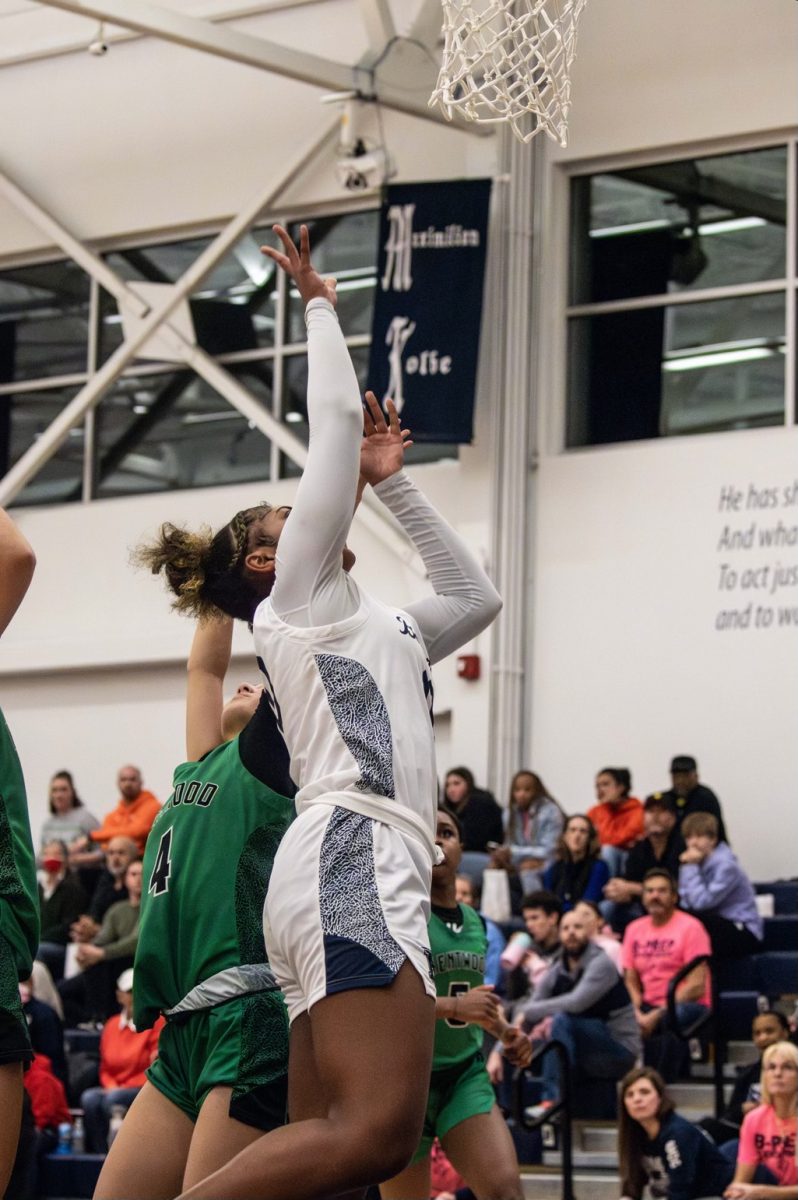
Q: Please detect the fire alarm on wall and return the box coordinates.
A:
[456,654,481,681]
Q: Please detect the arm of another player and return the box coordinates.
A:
[0,508,36,637]
[185,616,234,761]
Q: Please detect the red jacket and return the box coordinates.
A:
[24,1054,71,1130]
[99,1013,164,1089]
[587,796,644,849]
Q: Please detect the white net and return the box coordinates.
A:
[428,0,589,147]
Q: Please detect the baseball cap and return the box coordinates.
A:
[116,968,134,993]
[670,755,697,773]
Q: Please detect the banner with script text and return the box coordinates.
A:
[368,179,492,443]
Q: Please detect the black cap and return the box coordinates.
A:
[644,792,678,814]
[670,755,697,773]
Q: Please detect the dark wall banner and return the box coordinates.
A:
[368,179,492,443]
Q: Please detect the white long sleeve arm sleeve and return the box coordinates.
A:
[372,470,502,664]
[271,298,362,626]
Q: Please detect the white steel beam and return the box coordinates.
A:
[0,119,338,508]
[36,0,487,131]
[357,0,396,59]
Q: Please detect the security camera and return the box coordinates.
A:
[335,148,389,193]
[88,37,108,55]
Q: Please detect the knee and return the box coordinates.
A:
[337,1111,421,1184]
[80,1087,103,1113]
[551,1012,572,1036]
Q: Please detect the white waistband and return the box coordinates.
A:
[299,791,442,865]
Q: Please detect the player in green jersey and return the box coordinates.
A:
[381,808,530,1200]
[95,615,295,1199]
[0,508,39,1195]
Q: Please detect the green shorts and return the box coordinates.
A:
[412,1053,496,1163]
[0,935,32,1067]
[147,990,288,1131]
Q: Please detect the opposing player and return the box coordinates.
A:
[381,808,529,1200]
[94,615,294,1198]
[0,509,39,1195]
[141,225,502,1199]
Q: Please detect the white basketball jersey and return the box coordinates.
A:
[252,585,437,839]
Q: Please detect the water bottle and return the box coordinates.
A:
[107,1104,126,1150]
[71,1114,85,1154]
[500,931,533,970]
[55,1122,72,1155]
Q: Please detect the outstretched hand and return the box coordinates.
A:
[260,224,337,308]
[359,391,412,487]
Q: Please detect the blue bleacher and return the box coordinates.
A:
[754,881,798,915]
[41,1153,105,1199]
[762,915,798,952]
[753,952,798,998]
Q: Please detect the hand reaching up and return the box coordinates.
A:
[260,224,337,308]
[359,392,412,488]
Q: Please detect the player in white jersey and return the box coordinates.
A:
[143,226,501,1200]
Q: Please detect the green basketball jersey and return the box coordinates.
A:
[134,737,293,1030]
[428,903,487,1069]
[0,707,39,982]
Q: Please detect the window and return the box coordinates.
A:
[566,143,793,446]
[0,208,455,506]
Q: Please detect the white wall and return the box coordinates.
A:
[529,426,798,879]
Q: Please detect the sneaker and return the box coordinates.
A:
[688,1037,703,1062]
[524,1099,556,1122]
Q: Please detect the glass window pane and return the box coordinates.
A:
[571,145,787,303]
[286,211,378,342]
[5,386,85,506]
[0,262,91,381]
[567,292,785,446]
[94,366,273,498]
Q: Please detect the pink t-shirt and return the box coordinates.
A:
[738,1105,797,1186]
[621,910,712,1007]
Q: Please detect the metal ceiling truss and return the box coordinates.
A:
[35,0,486,133]
[0,130,424,572]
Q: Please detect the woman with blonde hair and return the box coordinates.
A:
[724,1040,798,1199]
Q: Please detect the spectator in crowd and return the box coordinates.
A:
[70,766,160,864]
[542,815,609,912]
[36,840,86,981]
[621,869,712,1080]
[573,899,623,972]
[80,969,164,1153]
[520,907,641,1121]
[444,766,504,857]
[19,976,66,1087]
[58,860,142,1026]
[487,891,563,1089]
[602,794,684,934]
[455,874,506,991]
[701,1010,791,1147]
[39,771,99,851]
[30,960,63,1019]
[678,813,762,959]
[661,755,728,843]
[724,1040,798,1198]
[587,767,643,877]
[69,836,137,946]
[619,1067,735,1200]
[493,770,563,892]
[22,1052,71,1138]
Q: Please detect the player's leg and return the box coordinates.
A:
[0,1061,24,1196]
[378,1154,431,1200]
[182,1088,265,1189]
[442,1107,524,1200]
[176,961,435,1200]
[93,1081,194,1200]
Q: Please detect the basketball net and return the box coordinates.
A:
[428,0,589,147]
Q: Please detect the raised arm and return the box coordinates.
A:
[260,226,362,626]
[0,508,36,637]
[371,469,502,664]
[185,617,233,761]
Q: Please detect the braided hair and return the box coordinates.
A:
[135,503,276,622]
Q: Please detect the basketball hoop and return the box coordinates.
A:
[428,0,589,147]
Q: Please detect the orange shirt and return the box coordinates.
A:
[99,1013,165,1089]
[587,795,644,849]
[89,790,161,853]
